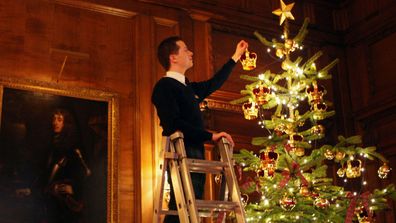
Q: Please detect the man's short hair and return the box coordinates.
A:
[157,36,182,70]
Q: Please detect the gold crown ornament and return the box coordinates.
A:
[337,166,346,178]
[252,84,271,105]
[346,159,362,178]
[324,149,335,160]
[242,101,258,120]
[240,49,257,70]
[314,197,330,209]
[311,102,327,120]
[311,124,325,135]
[279,194,296,211]
[288,133,303,148]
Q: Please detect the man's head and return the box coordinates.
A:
[157,36,193,72]
[52,109,75,134]
[52,112,64,133]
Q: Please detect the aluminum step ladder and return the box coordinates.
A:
[153,131,246,223]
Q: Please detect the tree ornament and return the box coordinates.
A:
[346,159,362,178]
[256,169,264,177]
[311,124,325,135]
[281,59,293,71]
[294,147,305,156]
[306,82,325,104]
[335,151,346,161]
[300,185,310,196]
[260,149,279,178]
[274,123,287,136]
[240,49,257,71]
[337,166,346,177]
[279,194,296,211]
[358,216,372,223]
[288,133,303,149]
[324,149,335,160]
[356,207,373,223]
[378,163,391,179]
[314,197,330,209]
[276,48,284,58]
[253,84,270,105]
[272,0,295,25]
[354,204,364,216]
[284,39,295,52]
[311,102,327,112]
[311,191,319,198]
[242,101,258,120]
[241,194,249,208]
[311,102,327,120]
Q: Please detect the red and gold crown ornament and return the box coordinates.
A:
[242,100,258,120]
[306,82,326,104]
[240,49,257,71]
[260,148,279,179]
[279,194,296,211]
[253,83,271,105]
[314,197,330,209]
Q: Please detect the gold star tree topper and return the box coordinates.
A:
[272,0,295,25]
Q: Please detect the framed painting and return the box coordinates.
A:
[0,77,118,223]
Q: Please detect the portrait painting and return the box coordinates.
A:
[0,77,118,223]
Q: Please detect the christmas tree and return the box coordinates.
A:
[231,1,395,222]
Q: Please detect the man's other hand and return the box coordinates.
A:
[212,132,235,147]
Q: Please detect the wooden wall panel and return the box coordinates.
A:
[0,1,138,222]
[367,31,396,102]
[136,14,181,223]
[343,2,396,221]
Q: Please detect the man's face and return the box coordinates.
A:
[172,40,193,70]
[52,114,64,133]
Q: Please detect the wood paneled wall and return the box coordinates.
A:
[341,1,396,222]
[0,0,395,222]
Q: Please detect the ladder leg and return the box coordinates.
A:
[168,141,190,223]
[171,134,200,223]
[153,138,169,223]
[218,138,246,223]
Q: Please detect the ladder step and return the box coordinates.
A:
[164,151,179,159]
[159,210,178,215]
[159,209,223,218]
[196,200,239,212]
[186,159,228,174]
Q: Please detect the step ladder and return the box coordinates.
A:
[153,131,246,223]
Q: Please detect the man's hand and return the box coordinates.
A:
[232,40,249,62]
[54,183,74,195]
[212,132,235,147]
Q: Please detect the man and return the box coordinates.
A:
[152,36,248,222]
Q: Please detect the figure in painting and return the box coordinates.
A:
[42,109,91,223]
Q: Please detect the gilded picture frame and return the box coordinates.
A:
[0,77,118,223]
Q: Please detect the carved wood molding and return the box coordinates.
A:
[189,9,213,22]
[205,98,241,113]
[153,17,179,27]
[206,90,243,112]
[51,0,138,18]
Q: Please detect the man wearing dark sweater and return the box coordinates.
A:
[152,36,248,222]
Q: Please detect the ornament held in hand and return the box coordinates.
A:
[240,49,257,71]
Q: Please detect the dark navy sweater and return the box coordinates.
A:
[151,59,236,156]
